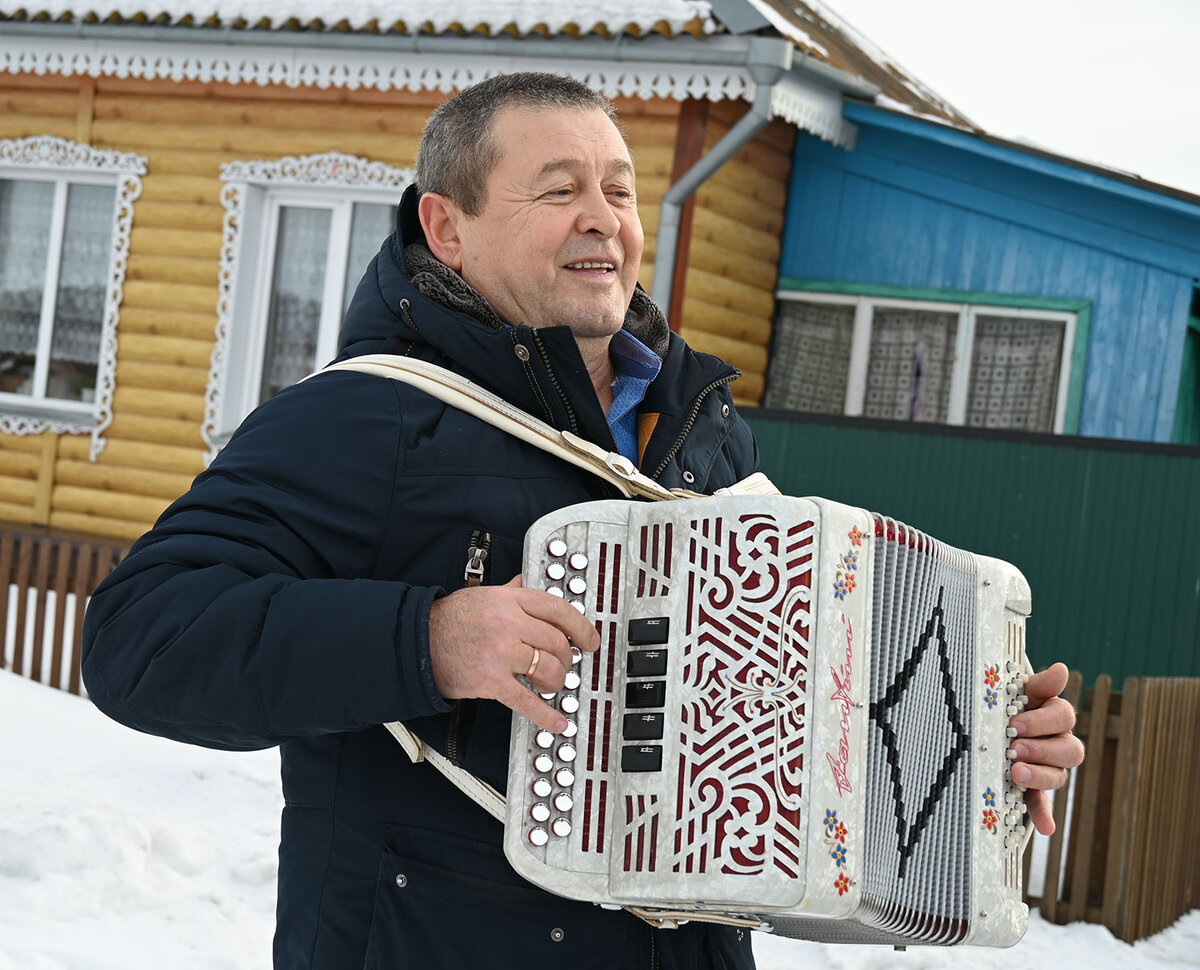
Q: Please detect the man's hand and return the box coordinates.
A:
[428,575,600,734]
[1009,662,1086,835]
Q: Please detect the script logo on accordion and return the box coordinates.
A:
[826,611,855,797]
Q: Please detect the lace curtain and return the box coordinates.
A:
[342,202,395,316]
[259,201,396,403]
[764,299,854,413]
[967,315,1064,432]
[863,307,958,423]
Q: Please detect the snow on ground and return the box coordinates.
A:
[2,670,1197,969]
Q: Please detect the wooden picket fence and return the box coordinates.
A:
[0,526,126,696]
[1027,671,1200,941]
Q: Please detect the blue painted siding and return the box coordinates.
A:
[779,119,1200,442]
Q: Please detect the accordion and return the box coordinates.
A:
[504,495,1033,947]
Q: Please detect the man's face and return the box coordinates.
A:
[452,105,644,341]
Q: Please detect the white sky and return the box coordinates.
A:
[824,0,1200,200]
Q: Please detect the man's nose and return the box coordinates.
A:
[575,185,622,236]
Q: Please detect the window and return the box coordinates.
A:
[208,152,411,456]
[765,292,1078,434]
[0,136,144,458]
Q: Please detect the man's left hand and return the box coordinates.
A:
[1008,661,1086,835]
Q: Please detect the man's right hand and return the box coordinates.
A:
[428,575,600,733]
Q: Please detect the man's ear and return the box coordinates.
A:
[418,192,464,272]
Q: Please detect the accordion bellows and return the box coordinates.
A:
[506,495,1033,947]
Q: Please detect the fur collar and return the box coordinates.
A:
[404,242,671,359]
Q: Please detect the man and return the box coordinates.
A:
[82,73,1082,969]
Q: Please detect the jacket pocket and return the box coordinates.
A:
[363,826,639,969]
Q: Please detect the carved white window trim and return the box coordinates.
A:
[207,151,413,461]
[0,135,145,460]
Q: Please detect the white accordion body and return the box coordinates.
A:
[505,495,1033,946]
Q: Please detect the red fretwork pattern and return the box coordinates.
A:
[623,794,661,873]
[672,513,814,877]
[636,522,673,597]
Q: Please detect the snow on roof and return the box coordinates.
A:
[0,0,719,37]
[748,0,974,128]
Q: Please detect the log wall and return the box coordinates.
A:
[0,72,790,541]
[678,101,793,407]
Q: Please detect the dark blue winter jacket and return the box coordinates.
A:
[82,186,760,969]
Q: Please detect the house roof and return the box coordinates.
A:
[0,0,968,123]
[0,1,719,37]
[747,2,972,127]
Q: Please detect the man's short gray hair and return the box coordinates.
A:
[415,72,623,217]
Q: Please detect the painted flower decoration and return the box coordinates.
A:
[833,822,848,843]
[824,809,838,830]
[983,787,996,807]
[831,843,847,867]
[835,874,851,896]
[984,665,1000,689]
[982,809,998,832]
[844,573,857,593]
[833,578,848,600]
[848,526,863,546]
[841,551,858,572]
[984,688,998,709]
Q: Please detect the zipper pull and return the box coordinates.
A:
[464,530,491,587]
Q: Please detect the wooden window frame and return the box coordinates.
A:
[0,136,145,459]
[207,152,412,459]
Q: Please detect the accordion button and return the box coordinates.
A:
[569,553,589,571]
[568,577,587,595]
[546,562,566,581]
[569,600,587,614]
[621,744,663,772]
[562,719,578,738]
[535,730,554,749]
[533,778,552,798]
[546,586,565,598]
[552,817,572,838]
[548,539,568,558]
[628,616,670,645]
[570,646,583,665]
[560,695,581,714]
[554,792,574,812]
[564,670,581,690]
[556,742,578,762]
[555,767,575,787]
[533,754,553,773]
[531,802,551,823]
[529,826,549,847]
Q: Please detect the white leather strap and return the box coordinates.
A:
[311,354,689,501]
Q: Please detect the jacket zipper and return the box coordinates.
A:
[531,329,580,435]
[397,297,424,336]
[464,530,491,588]
[648,372,739,481]
[448,530,491,767]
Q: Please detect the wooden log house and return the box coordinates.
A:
[0,1,973,543]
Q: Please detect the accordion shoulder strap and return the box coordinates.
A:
[311,353,778,501]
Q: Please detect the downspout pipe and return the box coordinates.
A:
[649,36,792,318]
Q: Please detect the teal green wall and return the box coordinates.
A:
[744,411,1200,683]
